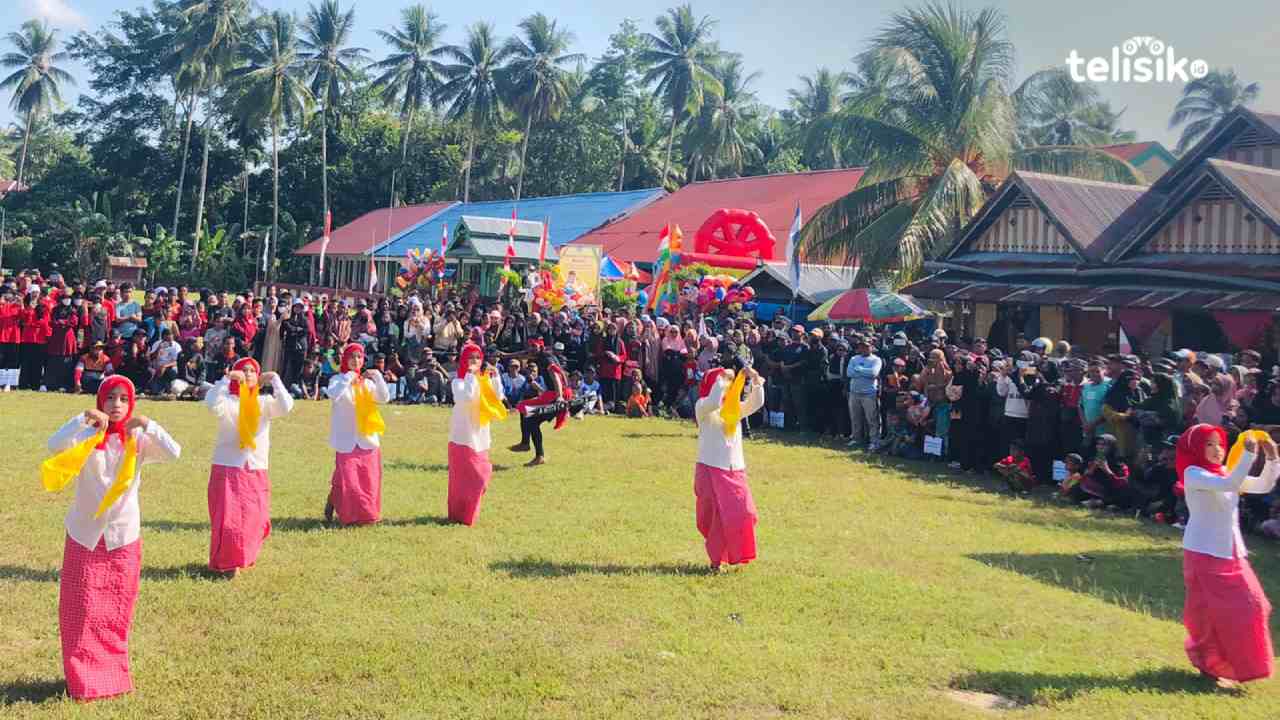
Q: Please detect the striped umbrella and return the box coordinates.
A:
[807,289,929,324]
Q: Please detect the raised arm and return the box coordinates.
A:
[264,373,295,420]
[452,374,479,403]
[1242,458,1280,494]
[742,378,766,417]
[1184,452,1254,492]
[326,371,352,401]
[367,371,391,403]
[48,414,95,453]
[136,420,183,466]
[205,377,234,419]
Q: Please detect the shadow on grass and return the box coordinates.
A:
[490,557,711,578]
[271,517,332,533]
[0,563,220,583]
[620,432,688,439]
[381,515,453,527]
[0,678,65,706]
[953,667,1228,705]
[386,461,448,473]
[143,519,207,532]
[968,550,1186,622]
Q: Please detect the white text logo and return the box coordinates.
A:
[1066,37,1209,84]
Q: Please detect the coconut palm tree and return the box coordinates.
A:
[372,5,446,172]
[229,11,314,281]
[168,0,251,268]
[637,5,723,186]
[684,55,760,180]
[1170,68,1261,154]
[502,13,584,202]
[1,20,74,187]
[1013,67,1136,147]
[788,67,847,169]
[797,2,1144,289]
[300,0,367,226]
[437,22,512,203]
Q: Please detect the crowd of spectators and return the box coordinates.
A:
[4,267,1280,541]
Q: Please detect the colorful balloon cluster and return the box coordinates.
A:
[395,248,446,290]
[530,265,587,313]
[687,274,756,313]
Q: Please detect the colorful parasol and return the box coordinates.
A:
[807,289,929,324]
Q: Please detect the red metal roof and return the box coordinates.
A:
[1207,159,1280,226]
[295,202,456,256]
[0,179,29,193]
[569,168,866,264]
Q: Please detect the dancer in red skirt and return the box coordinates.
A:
[324,343,389,525]
[693,364,765,571]
[447,343,505,525]
[204,357,294,577]
[1178,424,1279,685]
[42,376,182,701]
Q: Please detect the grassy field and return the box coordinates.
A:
[1,391,1279,719]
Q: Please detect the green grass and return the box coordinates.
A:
[2,391,1279,719]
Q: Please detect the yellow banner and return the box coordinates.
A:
[557,245,602,306]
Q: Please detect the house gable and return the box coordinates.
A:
[1152,108,1280,196]
[967,191,1075,255]
[1138,177,1280,254]
[1211,120,1280,170]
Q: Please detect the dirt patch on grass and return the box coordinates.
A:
[943,688,1023,711]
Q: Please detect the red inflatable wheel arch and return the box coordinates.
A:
[692,208,778,261]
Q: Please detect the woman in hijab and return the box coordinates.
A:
[1137,373,1185,452]
[593,321,627,411]
[1102,369,1144,462]
[1080,433,1133,508]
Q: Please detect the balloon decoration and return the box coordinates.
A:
[654,273,757,315]
[692,208,778,260]
[395,248,447,290]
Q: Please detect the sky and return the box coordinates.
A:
[4,0,1279,152]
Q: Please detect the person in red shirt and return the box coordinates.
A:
[995,439,1035,493]
[0,289,20,389]
[19,295,51,389]
[593,321,627,412]
[47,294,82,391]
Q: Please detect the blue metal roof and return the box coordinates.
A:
[372,188,664,259]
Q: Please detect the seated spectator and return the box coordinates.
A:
[1080,433,1133,509]
[995,439,1035,493]
[578,366,603,415]
[1137,435,1184,523]
[207,335,241,384]
[502,359,527,405]
[1058,453,1085,501]
[173,338,210,400]
[295,354,323,400]
[627,379,651,418]
[73,341,113,395]
[148,327,183,396]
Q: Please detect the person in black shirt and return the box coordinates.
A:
[800,328,830,433]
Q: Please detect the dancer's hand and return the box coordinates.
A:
[228,370,246,385]
[260,372,278,385]
[1260,435,1278,461]
[83,409,109,430]
[364,369,382,382]
[124,416,150,433]
[1244,435,1258,453]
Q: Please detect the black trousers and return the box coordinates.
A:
[282,350,306,387]
[44,354,75,392]
[19,344,45,389]
[520,414,553,457]
[0,342,17,370]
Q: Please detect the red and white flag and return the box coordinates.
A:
[538,217,550,265]
[440,223,448,257]
[319,210,332,279]
[504,209,517,269]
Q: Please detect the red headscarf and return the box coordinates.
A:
[458,342,483,379]
[699,368,727,399]
[95,375,136,450]
[340,342,365,373]
[1177,423,1226,490]
[228,357,260,396]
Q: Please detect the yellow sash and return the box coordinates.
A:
[720,372,748,439]
[40,429,140,517]
[238,384,261,450]
[353,379,386,437]
[475,373,508,427]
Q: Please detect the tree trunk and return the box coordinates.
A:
[463,125,476,203]
[191,97,214,273]
[515,113,532,203]
[16,109,32,186]
[661,110,678,189]
[242,156,249,236]
[171,95,196,246]
[271,117,280,283]
[617,113,627,192]
[321,99,329,227]
[396,105,414,205]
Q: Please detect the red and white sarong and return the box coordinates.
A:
[208,465,272,572]
[329,447,382,525]
[1183,549,1274,682]
[447,442,491,526]
[59,535,141,701]
[693,462,758,567]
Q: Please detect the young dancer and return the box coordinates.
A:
[325,343,389,525]
[447,342,507,525]
[512,340,573,467]
[205,357,294,577]
[1178,424,1279,685]
[41,376,182,701]
[693,364,765,571]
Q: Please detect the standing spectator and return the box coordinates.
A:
[46,294,81,391]
[282,300,311,388]
[996,355,1031,455]
[846,337,883,449]
[1102,369,1144,463]
[801,329,830,433]
[594,321,627,412]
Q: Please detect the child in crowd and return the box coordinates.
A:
[627,378,652,418]
[1080,433,1133,509]
[295,354,323,400]
[1058,453,1085,501]
[579,366,602,415]
[995,439,1035,493]
[1139,435,1185,523]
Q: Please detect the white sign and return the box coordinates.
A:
[923,435,943,456]
[1066,37,1208,84]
